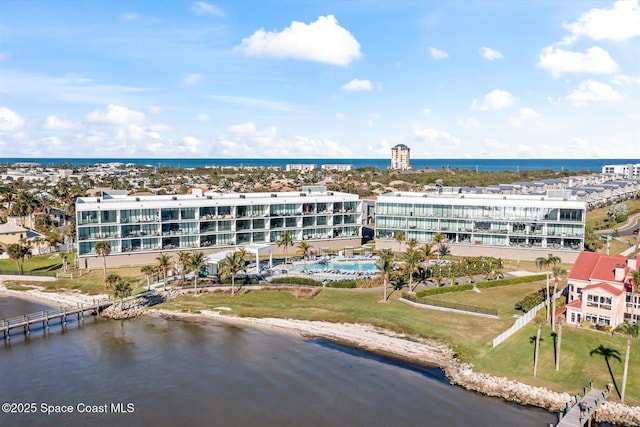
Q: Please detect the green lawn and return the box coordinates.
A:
[0,252,77,272]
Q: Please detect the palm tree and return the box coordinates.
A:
[422,242,434,279]
[590,345,622,398]
[535,253,561,321]
[94,241,111,278]
[140,265,155,291]
[177,250,192,280]
[403,248,422,292]
[555,315,564,371]
[375,249,395,303]
[6,243,31,274]
[105,273,121,292]
[532,314,546,377]
[189,251,207,293]
[432,232,445,246]
[219,249,247,297]
[113,279,132,307]
[393,230,406,254]
[155,254,172,291]
[32,236,44,255]
[296,240,313,270]
[614,322,639,403]
[406,238,418,251]
[437,244,451,259]
[276,230,294,265]
[550,265,567,331]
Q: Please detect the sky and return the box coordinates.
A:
[0,0,639,159]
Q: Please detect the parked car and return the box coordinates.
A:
[633,228,639,235]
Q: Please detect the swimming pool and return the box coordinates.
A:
[296,261,378,273]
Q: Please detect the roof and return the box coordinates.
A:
[0,223,27,234]
[591,255,628,282]
[567,251,627,283]
[582,282,624,296]
[566,299,582,308]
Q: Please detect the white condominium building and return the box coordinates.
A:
[391,144,411,170]
[76,187,362,266]
[602,163,640,179]
[375,190,586,261]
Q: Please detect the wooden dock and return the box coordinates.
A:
[1,299,112,341]
[555,386,610,427]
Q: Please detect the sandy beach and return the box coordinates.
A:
[0,280,109,309]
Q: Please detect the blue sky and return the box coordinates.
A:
[0,0,638,159]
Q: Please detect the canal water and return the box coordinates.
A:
[0,296,559,427]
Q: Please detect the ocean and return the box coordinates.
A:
[3,158,638,172]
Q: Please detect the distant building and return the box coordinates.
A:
[285,164,317,173]
[602,163,640,179]
[321,164,354,172]
[391,144,411,170]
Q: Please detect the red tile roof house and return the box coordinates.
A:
[565,251,639,329]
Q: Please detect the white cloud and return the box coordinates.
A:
[149,123,173,132]
[628,112,640,121]
[561,0,640,45]
[456,117,480,128]
[335,113,346,120]
[414,126,461,148]
[0,52,7,61]
[537,46,618,77]
[340,78,372,92]
[479,47,503,61]
[86,104,147,124]
[471,90,514,111]
[228,122,256,133]
[184,73,203,85]
[178,136,202,154]
[195,113,210,121]
[566,80,622,107]
[422,108,432,117]
[149,106,162,114]
[121,12,140,21]
[206,95,297,112]
[0,107,26,130]
[42,115,79,130]
[569,137,589,152]
[237,15,362,66]
[613,74,640,86]
[116,124,160,141]
[428,47,449,60]
[190,1,225,17]
[509,108,540,127]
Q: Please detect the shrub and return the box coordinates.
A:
[476,274,546,289]
[269,277,322,287]
[615,214,628,223]
[416,283,473,297]
[326,280,357,288]
[515,288,546,313]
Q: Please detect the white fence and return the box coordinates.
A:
[492,290,563,348]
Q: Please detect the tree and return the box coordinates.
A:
[535,253,561,321]
[114,279,132,307]
[532,314,546,378]
[614,322,639,403]
[140,265,155,291]
[555,315,564,371]
[105,273,121,292]
[437,244,451,258]
[219,249,247,297]
[584,224,604,252]
[155,254,172,291]
[393,230,406,254]
[32,236,44,256]
[406,238,418,251]
[7,243,31,274]
[403,248,422,292]
[177,250,192,280]
[276,230,294,265]
[296,240,313,270]
[550,265,567,331]
[590,345,622,398]
[375,249,395,303]
[94,241,111,278]
[189,251,207,293]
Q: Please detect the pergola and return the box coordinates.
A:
[243,243,273,275]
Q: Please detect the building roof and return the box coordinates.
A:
[566,299,582,308]
[567,251,627,282]
[0,223,27,234]
[582,282,625,296]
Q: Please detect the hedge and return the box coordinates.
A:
[326,280,357,288]
[415,273,546,298]
[269,277,323,287]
